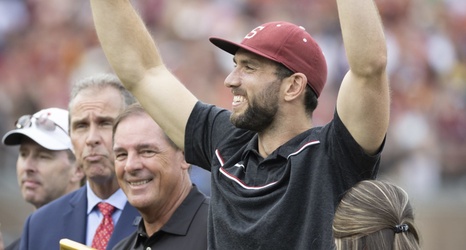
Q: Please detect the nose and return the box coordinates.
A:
[124,152,143,173]
[20,156,37,173]
[85,124,101,146]
[224,68,241,89]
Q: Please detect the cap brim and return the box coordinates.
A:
[2,130,25,146]
[209,37,279,63]
[209,37,241,55]
[2,128,71,151]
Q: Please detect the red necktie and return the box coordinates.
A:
[91,202,115,250]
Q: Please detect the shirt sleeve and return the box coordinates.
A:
[184,102,234,171]
[325,109,383,180]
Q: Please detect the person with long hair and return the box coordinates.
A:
[333,180,421,250]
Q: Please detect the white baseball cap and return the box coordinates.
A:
[2,108,73,151]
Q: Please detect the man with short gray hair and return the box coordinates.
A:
[19,74,140,250]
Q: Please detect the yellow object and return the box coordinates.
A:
[59,239,96,250]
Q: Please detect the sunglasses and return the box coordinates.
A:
[15,113,67,135]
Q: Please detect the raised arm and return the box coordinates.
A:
[335,0,389,155]
[90,0,198,149]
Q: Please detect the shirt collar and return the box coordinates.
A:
[86,181,127,214]
[133,185,207,248]
[242,131,316,160]
[160,185,206,235]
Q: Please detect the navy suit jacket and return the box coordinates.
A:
[19,186,140,250]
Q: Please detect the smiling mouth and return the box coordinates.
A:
[233,95,246,105]
[128,179,152,186]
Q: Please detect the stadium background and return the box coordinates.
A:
[0,0,465,249]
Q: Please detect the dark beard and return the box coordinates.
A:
[230,80,281,132]
[231,101,277,132]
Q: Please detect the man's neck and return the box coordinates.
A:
[88,178,120,199]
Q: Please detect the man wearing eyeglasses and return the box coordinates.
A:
[1,108,84,250]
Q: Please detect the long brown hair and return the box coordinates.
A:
[333,180,420,250]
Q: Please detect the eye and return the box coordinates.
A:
[74,122,88,130]
[115,152,127,161]
[38,153,53,160]
[101,121,114,127]
[245,65,255,70]
[19,151,28,158]
[141,150,156,158]
[242,62,257,72]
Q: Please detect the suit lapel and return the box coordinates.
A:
[62,186,88,244]
[107,202,140,249]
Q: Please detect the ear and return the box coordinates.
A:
[71,163,85,184]
[283,73,307,102]
[179,151,191,170]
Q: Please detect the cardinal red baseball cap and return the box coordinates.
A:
[210,21,327,97]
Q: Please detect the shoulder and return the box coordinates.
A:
[189,102,231,124]
[29,186,86,220]
[180,186,209,218]
[120,201,140,218]
[309,109,355,145]
[111,231,137,250]
[191,187,210,218]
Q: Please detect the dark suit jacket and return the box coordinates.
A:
[19,186,140,250]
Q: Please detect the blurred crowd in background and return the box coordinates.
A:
[0,0,465,247]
